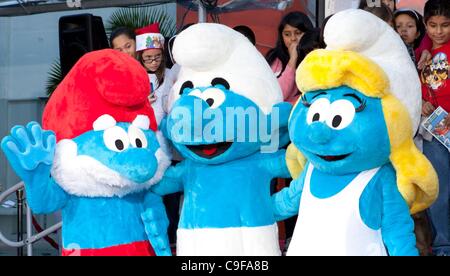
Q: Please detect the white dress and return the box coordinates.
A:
[287,163,387,256]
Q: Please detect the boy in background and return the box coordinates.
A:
[420,0,450,257]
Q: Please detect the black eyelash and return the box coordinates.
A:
[355,100,367,113]
[301,94,311,107]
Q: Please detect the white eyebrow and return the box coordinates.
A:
[132,115,150,130]
[93,114,117,131]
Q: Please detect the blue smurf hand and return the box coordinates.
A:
[1,122,56,184]
[141,193,172,256]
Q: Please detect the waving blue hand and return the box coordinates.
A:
[141,192,172,256]
[1,122,68,214]
[1,122,56,185]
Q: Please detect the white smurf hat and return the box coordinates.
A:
[169,23,283,114]
[323,9,422,133]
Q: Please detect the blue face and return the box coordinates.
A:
[289,86,391,174]
[163,78,291,164]
[74,123,160,183]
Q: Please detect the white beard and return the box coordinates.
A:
[51,139,171,198]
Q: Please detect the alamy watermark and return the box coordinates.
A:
[364,0,384,8]
[66,0,81,8]
[169,99,282,153]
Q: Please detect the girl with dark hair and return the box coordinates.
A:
[135,24,167,107]
[394,9,426,66]
[266,11,314,104]
[110,26,137,59]
[395,9,426,49]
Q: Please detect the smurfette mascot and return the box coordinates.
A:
[151,23,292,256]
[274,9,438,256]
[1,50,171,256]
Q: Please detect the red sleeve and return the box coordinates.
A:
[422,83,430,102]
[415,34,432,60]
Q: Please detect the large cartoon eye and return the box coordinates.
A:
[128,125,148,149]
[326,100,356,130]
[200,88,226,109]
[306,98,330,125]
[103,126,129,152]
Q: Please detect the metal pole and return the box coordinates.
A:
[16,189,24,256]
[26,205,32,256]
[197,0,207,23]
[316,0,325,28]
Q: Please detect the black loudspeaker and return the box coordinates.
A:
[58,13,109,77]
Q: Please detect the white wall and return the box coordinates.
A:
[0,17,11,99]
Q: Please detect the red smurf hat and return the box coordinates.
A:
[42,49,157,141]
[135,23,165,52]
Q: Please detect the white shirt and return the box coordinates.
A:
[148,68,174,125]
[148,68,176,160]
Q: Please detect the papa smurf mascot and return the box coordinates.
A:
[273,9,439,256]
[1,49,171,256]
[151,23,292,256]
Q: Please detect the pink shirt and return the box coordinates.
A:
[271,58,300,104]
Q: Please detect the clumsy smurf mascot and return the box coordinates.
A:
[1,50,171,256]
[151,23,292,256]
[274,9,439,256]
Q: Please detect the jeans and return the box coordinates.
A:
[423,138,450,255]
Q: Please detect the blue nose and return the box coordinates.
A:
[113,149,158,184]
[308,122,332,145]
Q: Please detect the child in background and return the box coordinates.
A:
[420,0,450,256]
[382,0,396,12]
[394,9,426,66]
[233,25,256,46]
[135,23,170,125]
[361,2,395,27]
[266,11,314,104]
[135,23,173,162]
[136,23,179,249]
[359,0,397,12]
[110,27,137,59]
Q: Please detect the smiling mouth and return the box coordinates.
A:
[186,142,233,159]
[316,153,351,162]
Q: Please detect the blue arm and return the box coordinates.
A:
[271,170,306,221]
[262,149,291,179]
[151,161,185,196]
[141,192,172,256]
[25,173,69,214]
[271,102,292,148]
[380,165,418,256]
[1,122,68,213]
